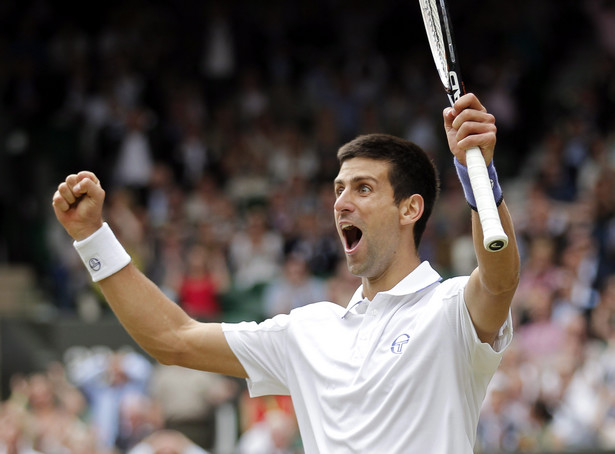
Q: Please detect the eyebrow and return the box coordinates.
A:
[334,175,379,187]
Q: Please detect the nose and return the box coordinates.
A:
[334,188,354,213]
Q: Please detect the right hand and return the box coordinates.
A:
[52,171,105,241]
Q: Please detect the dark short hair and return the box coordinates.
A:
[337,133,440,248]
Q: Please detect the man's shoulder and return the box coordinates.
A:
[290,300,347,319]
[430,275,470,300]
[440,274,470,288]
[260,301,349,342]
[223,301,346,335]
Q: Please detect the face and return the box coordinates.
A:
[333,157,405,280]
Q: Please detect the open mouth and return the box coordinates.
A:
[342,225,363,251]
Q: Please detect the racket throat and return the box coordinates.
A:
[447,70,463,105]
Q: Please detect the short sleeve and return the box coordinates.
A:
[458,288,514,375]
[222,316,292,396]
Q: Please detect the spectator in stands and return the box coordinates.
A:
[263,252,327,317]
[236,408,300,454]
[69,349,153,450]
[591,274,615,342]
[179,242,229,321]
[0,401,44,454]
[516,284,566,360]
[228,206,284,291]
[148,363,237,451]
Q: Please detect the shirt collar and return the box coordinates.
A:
[341,261,442,319]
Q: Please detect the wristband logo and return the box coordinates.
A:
[89,257,102,272]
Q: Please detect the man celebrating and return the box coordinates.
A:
[52,93,519,453]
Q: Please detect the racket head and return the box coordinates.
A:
[418,0,465,105]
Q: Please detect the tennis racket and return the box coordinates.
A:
[418,0,508,251]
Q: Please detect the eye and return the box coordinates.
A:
[335,186,344,197]
[359,184,372,194]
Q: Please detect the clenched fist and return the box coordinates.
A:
[52,171,105,241]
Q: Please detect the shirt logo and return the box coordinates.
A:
[89,257,101,271]
[391,334,410,354]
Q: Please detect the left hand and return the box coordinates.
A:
[443,93,497,166]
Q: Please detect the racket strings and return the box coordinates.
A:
[419,0,449,89]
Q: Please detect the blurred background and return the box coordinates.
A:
[0,0,614,453]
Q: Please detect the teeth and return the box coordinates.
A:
[342,225,353,230]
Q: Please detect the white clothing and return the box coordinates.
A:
[223,262,513,453]
[114,130,153,187]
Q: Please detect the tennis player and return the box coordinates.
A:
[52,93,519,453]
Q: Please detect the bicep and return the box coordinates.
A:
[172,321,248,379]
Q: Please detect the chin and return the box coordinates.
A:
[346,259,367,278]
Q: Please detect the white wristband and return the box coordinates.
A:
[73,222,131,282]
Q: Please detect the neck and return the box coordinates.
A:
[361,255,422,300]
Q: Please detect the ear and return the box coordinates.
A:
[399,194,424,226]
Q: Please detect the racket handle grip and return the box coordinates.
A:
[465,147,509,252]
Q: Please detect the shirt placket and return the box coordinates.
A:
[355,297,380,360]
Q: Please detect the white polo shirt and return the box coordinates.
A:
[222,261,513,453]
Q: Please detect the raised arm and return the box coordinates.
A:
[52,171,247,378]
[443,94,520,345]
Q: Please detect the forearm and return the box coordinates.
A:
[72,222,196,364]
[96,263,246,377]
[471,201,520,295]
[97,263,196,364]
[452,155,519,293]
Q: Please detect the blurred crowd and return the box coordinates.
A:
[0,346,301,453]
[1,0,615,452]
